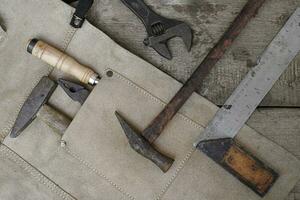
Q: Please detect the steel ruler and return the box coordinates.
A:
[196,8,300,144]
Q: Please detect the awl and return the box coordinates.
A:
[196,8,300,196]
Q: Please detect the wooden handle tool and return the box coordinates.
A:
[198,139,277,196]
[27,39,100,85]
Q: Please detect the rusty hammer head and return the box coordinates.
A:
[115,111,174,172]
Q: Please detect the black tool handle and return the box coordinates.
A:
[70,0,94,28]
[121,0,176,36]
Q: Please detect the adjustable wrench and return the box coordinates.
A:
[121,0,193,59]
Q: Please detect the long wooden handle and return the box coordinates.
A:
[27,39,99,85]
[197,138,278,197]
[142,0,266,143]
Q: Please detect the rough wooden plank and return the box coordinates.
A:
[87,0,300,106]
[247,108,300,200]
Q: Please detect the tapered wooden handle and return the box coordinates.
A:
[27,39,99,85]
[197,138,278,197]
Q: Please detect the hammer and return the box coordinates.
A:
[115,0,266,172]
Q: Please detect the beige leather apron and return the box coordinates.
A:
[0,0,299,199]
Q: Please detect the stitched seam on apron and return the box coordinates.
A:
[63,146,136,200]
[0,143,76,200]
[61,69,202,200]
[156,148,195,200]
[108,70,203,199]
[0,26,77,141]
[110,69,203,130]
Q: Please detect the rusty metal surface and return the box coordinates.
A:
[115,0,266,173]
[115,111,174,172]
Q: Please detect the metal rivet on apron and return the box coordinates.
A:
[106,70,113,77]
[60,140,67,147]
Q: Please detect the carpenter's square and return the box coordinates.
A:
[121,0,193,59]
[195,8,300,197]
[10,77,90,138]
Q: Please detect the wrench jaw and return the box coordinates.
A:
[146,23,193,60]
[147,40,172,60]
[175,23,193,51]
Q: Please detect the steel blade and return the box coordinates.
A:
[196,8,300,144]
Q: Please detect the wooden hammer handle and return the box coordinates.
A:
[197,138,278,196]
[27,39,99,85]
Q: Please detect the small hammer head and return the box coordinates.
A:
[115,111,174,172]
[58,79,90,105]
[145,22,193,60]
[10,77,57,138]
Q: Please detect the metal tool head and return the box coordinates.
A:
[58,79,90,105]
[146,22,193,60]
[10,77,57,138]
[115,111,174,172]
[121,0,193,60]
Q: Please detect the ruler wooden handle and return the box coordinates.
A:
[27,39,99,85]
[197,138,278,196]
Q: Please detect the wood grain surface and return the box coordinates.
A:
[86,0,300,106]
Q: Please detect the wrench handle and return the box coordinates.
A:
[121,0,154,23]
[121,0,167,35]
[27,39,99,85]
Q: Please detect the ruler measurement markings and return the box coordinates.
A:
[196,9,300,144]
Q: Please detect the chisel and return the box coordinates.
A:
[27,39,100,86]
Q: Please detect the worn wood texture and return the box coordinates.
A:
[247,108,300,200]
[87,0,300,106]
[198,138,278,196]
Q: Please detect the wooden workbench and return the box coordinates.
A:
[85,0,300,199]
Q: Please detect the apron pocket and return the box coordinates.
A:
[61,68,204,200]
